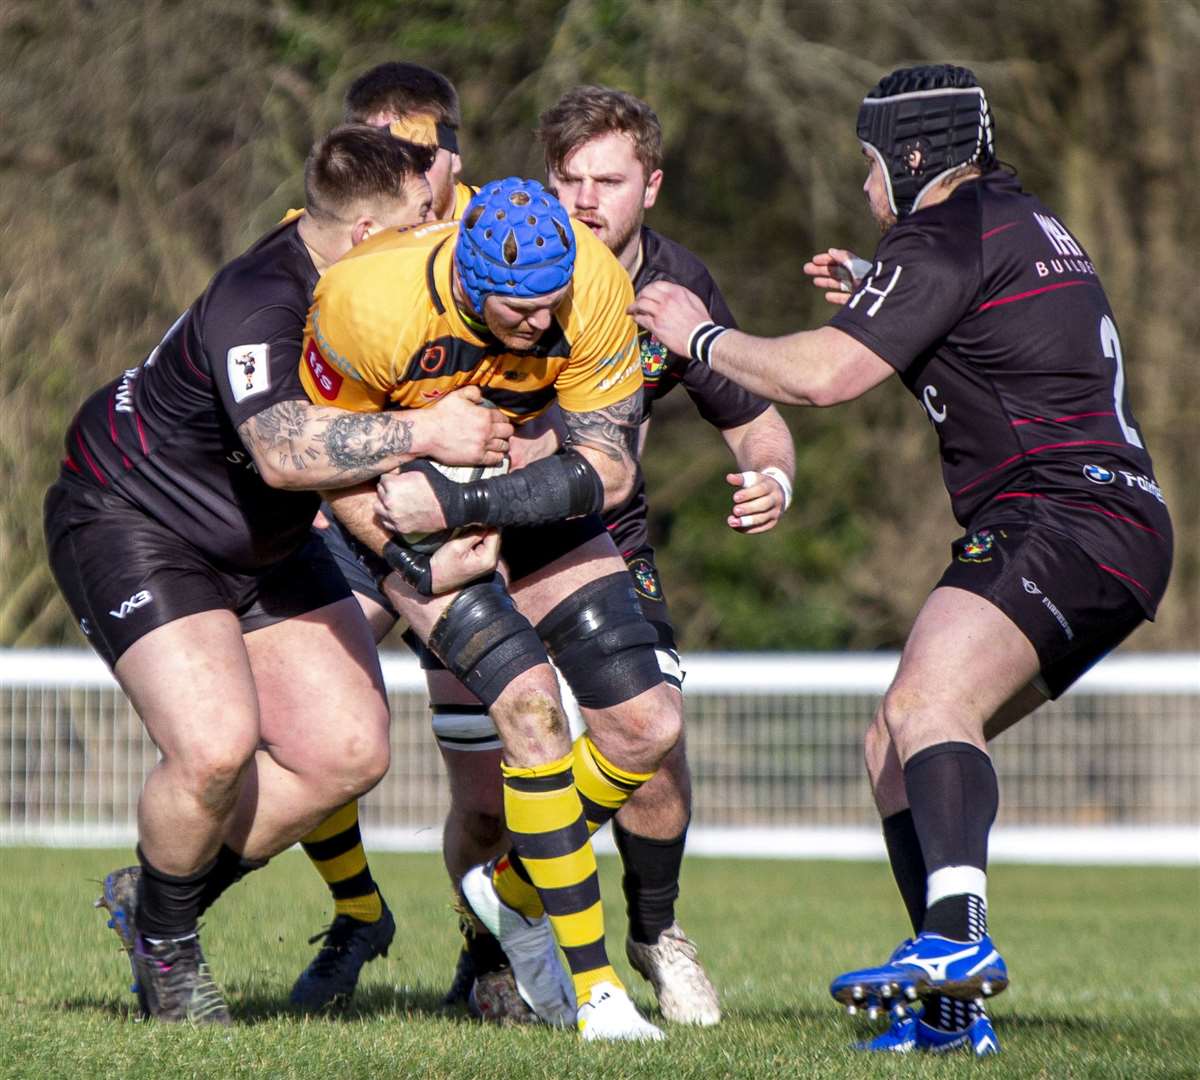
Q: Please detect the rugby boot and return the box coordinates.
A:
[460,860,575,1027]
[626,923,721,1026]
[468,967,539,1026]
[95,865,141,995]
[133,932,231,1025]
[576,981,664,1042]
[441,945,476,1008]
[289,901,395,1013]
[831,931,1007,1012]
[854,1007,1001,1056]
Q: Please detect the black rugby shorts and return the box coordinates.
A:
[45,480,351,668]
[936,524,1146,698]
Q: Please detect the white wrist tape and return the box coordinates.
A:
[761,466,793,512]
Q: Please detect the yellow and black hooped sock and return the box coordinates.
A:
[572,733,656,834]
[501,752,620,1005]
[492,851,545,918]
[300,801,383,924]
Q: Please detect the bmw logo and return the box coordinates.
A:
[1083,464,1115,485]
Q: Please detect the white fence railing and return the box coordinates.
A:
[2,650,1197,863]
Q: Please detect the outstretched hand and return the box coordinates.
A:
[803,248,871,307]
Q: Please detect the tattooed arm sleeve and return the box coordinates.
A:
[559,387,643,509]
[237,400,416,490]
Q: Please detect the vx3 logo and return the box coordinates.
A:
[109,590,153,620]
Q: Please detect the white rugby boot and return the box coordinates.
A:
[460,861,575,1027]
[626,923,721,1026]
[577,981,664,1042]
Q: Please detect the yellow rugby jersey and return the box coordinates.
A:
[451,181,475,219]
[299,217,640,422]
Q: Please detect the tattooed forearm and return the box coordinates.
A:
[324,412,414,473]
[238,400,416,490]
[561,390,642,465]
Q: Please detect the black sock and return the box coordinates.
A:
[196,844,265,917]
[613,819,686,945]
[903,741,998,942]
[135,846,216,940]
[881,809,927,934]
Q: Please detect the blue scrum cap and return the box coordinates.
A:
[454,177,575,315]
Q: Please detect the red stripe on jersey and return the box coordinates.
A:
[992,492,1167,539]
[64,455,81,474]
[180,333,211,383]
[135,414,150,454]
[107,388,133,469]
[981,222,1019,240]
[977,280,1092,312]
[74,431,108,486]
[1010,411,1116,428]
[954,439,1127,496]
[1098,563,1152,598]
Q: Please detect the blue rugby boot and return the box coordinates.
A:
[94,865,141,992]
[853,1007,1001,1056]
[831,931,1007,1011]
[919,1011,1001,1056]
[853,1009,919,1052]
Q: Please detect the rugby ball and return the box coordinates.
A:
[403,456,510,554]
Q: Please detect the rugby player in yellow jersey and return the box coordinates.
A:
[300,178,679,1040]
[289,62,532,1019]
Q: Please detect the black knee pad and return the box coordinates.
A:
[427,575,548,710]
[535,572,663,709]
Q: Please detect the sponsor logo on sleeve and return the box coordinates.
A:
[227,344,271,403]
[304,339,343,401]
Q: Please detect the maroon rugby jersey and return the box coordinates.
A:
[59,218,320,570]
[831,170,1172,614]
[605,226,771,556]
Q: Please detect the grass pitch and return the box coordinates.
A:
[0,848,1195,1079]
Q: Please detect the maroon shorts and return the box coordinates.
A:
[936,524,1146,698]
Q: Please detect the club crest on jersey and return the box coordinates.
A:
[958,528,997,563]
[227,344,270,403]
[304,339,343,401]
[1082,463,1116,485]
[640,334,669,384]
[628,557,662,601]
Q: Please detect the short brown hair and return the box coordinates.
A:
[304,125,435,222]
[536,86,663,179]
[344,62,461,128]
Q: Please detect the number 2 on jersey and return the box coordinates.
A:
[1100,314,1143,449]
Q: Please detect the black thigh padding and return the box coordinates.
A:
[535,572,662,709]
[427,576,547,709]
